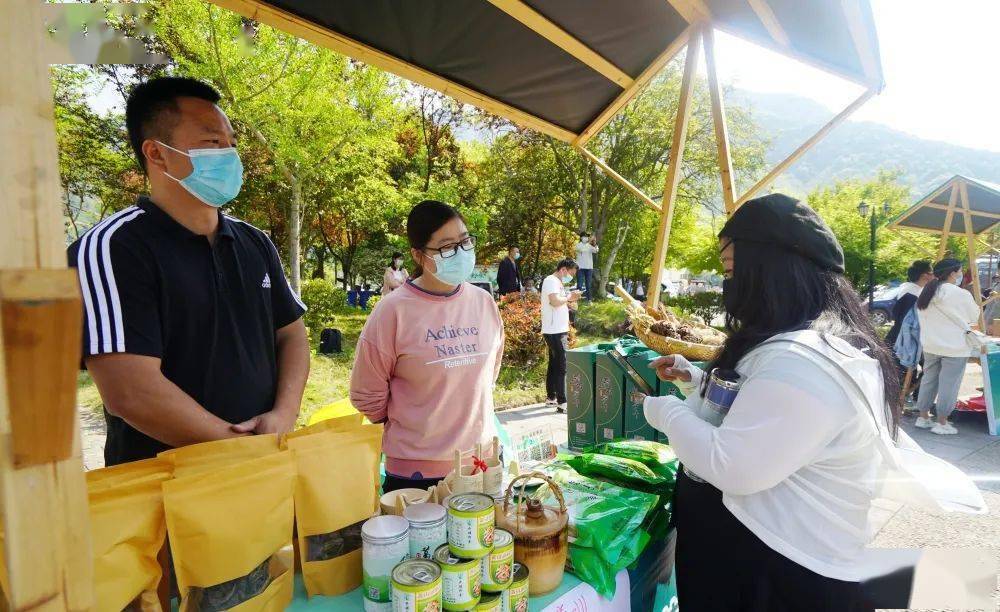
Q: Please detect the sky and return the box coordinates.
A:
[710,0,1000,152]
[88,0,1000,152]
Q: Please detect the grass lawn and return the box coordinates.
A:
[75,309,618,419]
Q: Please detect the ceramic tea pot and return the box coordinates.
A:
[495,472,568,596]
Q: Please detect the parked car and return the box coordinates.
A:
[865,284,902,326]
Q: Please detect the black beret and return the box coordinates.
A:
[719,193,845,273]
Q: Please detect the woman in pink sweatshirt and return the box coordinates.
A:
[350,200,505,493]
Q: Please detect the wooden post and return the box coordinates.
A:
[735,88,875,207]
[938,183,958,261]
[647,28,702,307]
[959,180,986,329]
[703,27,736,215]
[0,0,93,609]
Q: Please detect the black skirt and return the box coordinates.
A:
[673,469,874,612]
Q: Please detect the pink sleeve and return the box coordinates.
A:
[349,310,397,423]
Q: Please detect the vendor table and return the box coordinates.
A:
[976,343,1000,435]
[287,570,631,611]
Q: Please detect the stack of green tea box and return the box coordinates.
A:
[567,341,695,450]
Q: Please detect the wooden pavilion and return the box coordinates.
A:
[0,1,882,608]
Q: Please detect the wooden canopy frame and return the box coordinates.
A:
[890,176,1000,329]
[208,0,883,306]
[0,2,881,607]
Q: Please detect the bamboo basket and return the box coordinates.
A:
[614,284,722,360]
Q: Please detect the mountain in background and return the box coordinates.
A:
[732,89,1000,198]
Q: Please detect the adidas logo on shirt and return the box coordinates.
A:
[262,273,271,289]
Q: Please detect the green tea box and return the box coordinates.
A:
[623,348,662,441]
[566,344,602,450]
[594,352,626,443]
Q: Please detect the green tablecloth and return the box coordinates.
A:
[287,572,589,610]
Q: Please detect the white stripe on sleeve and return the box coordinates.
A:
[77,207,137,355]
[100,209,146,352]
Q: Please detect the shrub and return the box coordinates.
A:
[666,292,724,325]
[574,300,630,337]
[497,292,575,368]
[366,294,382,311]
[301,279,349,339]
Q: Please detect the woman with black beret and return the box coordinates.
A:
[642,194,984,610]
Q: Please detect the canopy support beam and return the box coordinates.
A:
[486,0,633,88]
[666,0,712,24]
[574,25,693,146]
[0,0,93,609]
[576,147,661,213]
[959,181,987,329]
[704,27,736,214]
[922,202,1000,220]
[938,186,958,261]
[648,28,702,306]
[736,87,876,207]
[747,0,791,47]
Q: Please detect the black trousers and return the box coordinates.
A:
[382,473,444,494]
[544,332,568,403]
[674,469,874,611]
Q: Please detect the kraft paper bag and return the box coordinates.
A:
[287,426,383,597]
[281,412,367,448]
[87,457,172,612]
[163,451,296,612]
[158,433,279,478]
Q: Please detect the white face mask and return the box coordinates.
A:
[562,275,573,283]
[953,273,964,286]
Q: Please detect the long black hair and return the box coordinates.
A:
[390,251,404,271]
[406,200,464,278]
[916,258,962,310]
[709,239,900,438]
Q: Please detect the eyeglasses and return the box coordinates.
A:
[425,235,477,259]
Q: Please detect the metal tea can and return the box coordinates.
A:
[502,563,529,612]
[447,493,495,559]
[391,559,442,612]
[362,515,410,604]
[434,544,482,611]
[475,592,502,611]
[481,529,514,592]
[405,502,448,560]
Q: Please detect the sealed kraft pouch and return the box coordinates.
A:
[87,458,173,612]
[163,451,296,612]
[280,412,368,448]
[287,424,383,597]
[158,433,280,478]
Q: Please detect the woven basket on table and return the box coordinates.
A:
[631,315,720,360]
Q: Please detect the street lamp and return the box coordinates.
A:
[858,200,892,310]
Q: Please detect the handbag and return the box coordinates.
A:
[932,302,988,355]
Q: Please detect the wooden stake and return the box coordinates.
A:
[735,88,875,207]
[959,181,987,329]
[704,28,736,215]
[0,0,93,608]
[938,185,959,261]
[747,0,791,48]
[647,29,702,306]
[486,0,633,88]
[576,147,661,213]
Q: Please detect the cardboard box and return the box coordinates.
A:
[623,348,662,441]
[594,353,626,443]
[566,344,602,450]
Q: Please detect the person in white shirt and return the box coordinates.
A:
[574,233,599,300]
[541,259,581,412]
[914,258,980,434]
[642,194,984,611]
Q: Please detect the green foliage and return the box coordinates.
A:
[300,279,348,341]
[574,300,630,337]
[496,292,576,369]
[807,171,946,291]
[667,292,724,325]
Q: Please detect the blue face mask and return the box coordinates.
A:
[158,141,244,208]
[427,247,476,286]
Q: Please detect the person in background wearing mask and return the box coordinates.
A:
[67,77,309,466]
[351,200,505,493]
[914,259,980,435]
[524,277,539,295]
[574,232,599,300]
[541,259,581,412]
[497,245,523,296]
[382,251,408,295]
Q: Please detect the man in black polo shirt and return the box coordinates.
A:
[68,77,310,466]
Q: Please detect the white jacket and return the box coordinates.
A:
[644,330,985,581]
[916,282,980,357]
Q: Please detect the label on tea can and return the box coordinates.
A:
[392,559,442,612]
[481,529,514,592]
[447,493,495,559]
[434,544,481,611]
[504,563,529,612]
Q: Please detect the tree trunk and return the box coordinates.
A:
[312,247,325,279]
[288,178,302,293]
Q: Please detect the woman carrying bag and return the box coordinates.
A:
[642,194,984,612]
[914,258,982,435]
